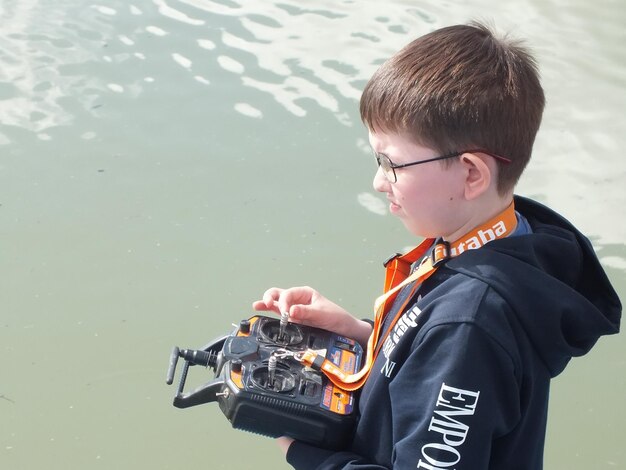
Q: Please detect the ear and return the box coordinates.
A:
[460,152,493,200]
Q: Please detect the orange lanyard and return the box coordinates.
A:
[299,202,518,391]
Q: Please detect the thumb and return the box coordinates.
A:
[289,304,317,324]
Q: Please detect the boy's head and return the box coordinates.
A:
[360,22,545,195]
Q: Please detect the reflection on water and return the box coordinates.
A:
[1,1,624,469]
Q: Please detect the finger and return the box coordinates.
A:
[276,436,295,455]
[275,293,290,315]
[252,300,270,311]
[253,288,283,314]
[276,287,311,316]
[262,287,282,304]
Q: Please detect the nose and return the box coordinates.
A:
[373,166,391,193]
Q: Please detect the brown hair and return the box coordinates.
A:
[360,22,545,194]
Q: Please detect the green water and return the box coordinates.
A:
[1,1,624,469]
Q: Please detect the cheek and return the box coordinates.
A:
[397,171,463,223]
[397,173,458,204]
[433,168,465,201]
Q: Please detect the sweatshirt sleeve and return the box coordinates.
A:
[389,321,521,469]
[287,321,520,469]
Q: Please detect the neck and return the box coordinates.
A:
[443,194,514,243]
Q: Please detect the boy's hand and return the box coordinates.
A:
[252,286,372,346]
[276,436,294,456]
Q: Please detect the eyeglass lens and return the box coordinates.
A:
[375,154,396,182]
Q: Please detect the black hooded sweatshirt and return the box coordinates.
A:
[286,196,621,469]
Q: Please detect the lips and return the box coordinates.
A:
[388,199,401,213]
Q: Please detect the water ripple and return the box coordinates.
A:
[0,0,432,138]
[357,192,387,216]
[153,0,205,26]
[176,0,429,121]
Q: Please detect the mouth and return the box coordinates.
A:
[388,199,401,213]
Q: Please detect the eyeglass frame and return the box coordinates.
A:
[374,148,512,183]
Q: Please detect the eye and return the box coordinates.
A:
[378,154,392,169]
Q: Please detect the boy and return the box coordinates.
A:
[252,22,621,469]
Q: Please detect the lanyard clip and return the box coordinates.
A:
[272,348,295,360]
[383,252,402,267]
[431,241,451,267]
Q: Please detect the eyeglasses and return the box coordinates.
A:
[374,148,512,183]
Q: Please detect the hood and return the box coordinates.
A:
[446,196,621,377]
